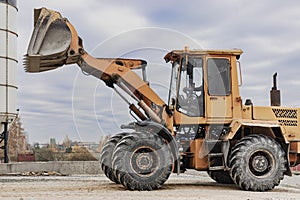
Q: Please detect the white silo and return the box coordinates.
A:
[0,0,18,163]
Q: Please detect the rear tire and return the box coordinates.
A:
[229,134,287,191]
[208,170,234,184]
[100,133,128,184]
[112,132,172,190]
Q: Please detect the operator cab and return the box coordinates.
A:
[165,48,243,124]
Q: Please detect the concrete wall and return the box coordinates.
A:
[0,161,103,175]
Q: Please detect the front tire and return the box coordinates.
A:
[100,133,128,184]
[112,132,172,190]
[229,134,287,191]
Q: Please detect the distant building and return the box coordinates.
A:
[49,138,56,149]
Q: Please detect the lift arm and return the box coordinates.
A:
[24,8,172,127]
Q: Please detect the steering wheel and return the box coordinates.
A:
[183,87,193,96]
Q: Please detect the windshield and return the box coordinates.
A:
[168,61,180,106]
[168,56,204,117]
[177,56,204,117]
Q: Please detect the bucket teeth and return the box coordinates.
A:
[23,55,41,73]
[23,54,68,73]
[23,56,30,72]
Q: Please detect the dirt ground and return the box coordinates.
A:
[0,171,299,200]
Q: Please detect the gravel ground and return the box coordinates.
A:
[0,171,299,200]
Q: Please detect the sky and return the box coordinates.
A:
[14,0,300,144]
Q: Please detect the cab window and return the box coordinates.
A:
[207,58,231,96]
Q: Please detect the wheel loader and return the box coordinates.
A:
[24,8,300,191]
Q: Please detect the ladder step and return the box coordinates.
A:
[208,152,225,170]
[208,153,224,157]
[205,140,223,153]
[205,140,222,144]
[209,166,225,170]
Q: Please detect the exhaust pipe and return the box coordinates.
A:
[270,72,281,106]
[24,8,82,73]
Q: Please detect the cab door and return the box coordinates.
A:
[206,57,232,119]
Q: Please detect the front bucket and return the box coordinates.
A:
[24,8,73,73]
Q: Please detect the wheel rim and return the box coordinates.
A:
[130,146,160,177]
[249,149,275,177]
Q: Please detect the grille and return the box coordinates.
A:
[272,108,298,126]
[278,120,298,127]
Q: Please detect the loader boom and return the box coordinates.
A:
[24,8,172,129]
